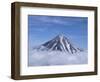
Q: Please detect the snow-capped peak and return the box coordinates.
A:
[56,34,64,38]
[33,34,83,54]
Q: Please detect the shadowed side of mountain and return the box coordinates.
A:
[33,34,83,54]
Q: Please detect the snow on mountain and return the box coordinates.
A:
[33,34,83,54]
[29,34,87,66]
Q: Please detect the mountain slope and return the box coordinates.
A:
[33,34,83,54]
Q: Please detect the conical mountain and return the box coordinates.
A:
[33,34,83,54]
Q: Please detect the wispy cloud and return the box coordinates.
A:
[31,26,48,32]
[38,16,67,24]
[28,15,88,49]
[28,15,87,26]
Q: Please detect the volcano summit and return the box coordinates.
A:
[33,34,83,54]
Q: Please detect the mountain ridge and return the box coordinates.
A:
[33,34,83,54]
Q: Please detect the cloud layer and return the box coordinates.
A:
[28,50,88,66]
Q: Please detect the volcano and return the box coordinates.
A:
[33,34,83,54]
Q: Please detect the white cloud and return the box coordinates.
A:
[28,50,88,66]
[35,16,71,25]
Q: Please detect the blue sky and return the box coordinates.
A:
[28,15,88,49]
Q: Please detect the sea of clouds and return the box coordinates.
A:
[28,50,88,66]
